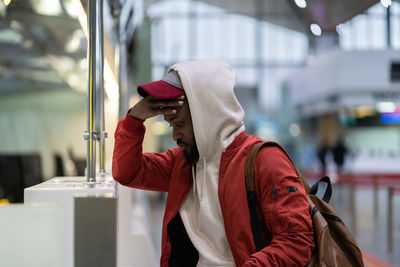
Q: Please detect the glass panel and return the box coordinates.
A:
[259,68,279,112]
[391,1,400,14]
[391,16,400,48]
[216,18,235,60]
[290,31,308,63]
[339,22,353,50]
[216,15,255,61]
[370,17,387,49]
[262,23,281,61]
[353,15,368,49]
[169,17,189,61]
[235,67,257,86]
[197,17,232,59]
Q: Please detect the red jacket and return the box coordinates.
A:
[112,114,314,266]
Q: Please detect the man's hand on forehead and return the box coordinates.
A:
[148,95,184,116]
[129,95,184,121]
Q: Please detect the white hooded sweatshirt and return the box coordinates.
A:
[169,60,245,267]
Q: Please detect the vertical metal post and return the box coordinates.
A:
[386,6,391,49]
[349,184,357,237]
[118,33,129,120]
[86,0,97,182]
[373,175,378,224]
[387,187,393,253]
[108,1,122,119]
[114,3,129,120]
[97,0,107,175]
[255,0,263,101]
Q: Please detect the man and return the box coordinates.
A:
[112,60,314,266]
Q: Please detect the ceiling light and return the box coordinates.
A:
[3,0,11,6]
[294,0,307,8]
[381,0,392,8]
[310,23,322,36]
[289,123,301,137]
[336,24,348,35]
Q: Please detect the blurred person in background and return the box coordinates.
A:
[332,138,347,175]
[112,60,314,266]
[317,142,329,175]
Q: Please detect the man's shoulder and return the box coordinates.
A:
[224,133,265,163]
[230,132,264,150]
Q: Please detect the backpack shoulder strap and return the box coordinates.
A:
[245,142,265,192]
[245,141,310,194]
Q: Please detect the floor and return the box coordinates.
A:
[332,184,400,267]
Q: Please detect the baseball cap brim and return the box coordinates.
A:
[138,80,184,99]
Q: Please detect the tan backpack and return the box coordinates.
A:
[245,142,364,267]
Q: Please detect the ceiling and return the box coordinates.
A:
[0,0,86,95]
[0,0,133,97]
[0,0,391,97]
[144,0,386,33]
[288,0,379,31]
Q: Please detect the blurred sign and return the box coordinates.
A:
[381,110,400,125]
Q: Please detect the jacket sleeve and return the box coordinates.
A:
[242,147,314,267]
[112,113,178,192]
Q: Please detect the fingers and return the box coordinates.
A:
[147,96,184,111]
[161,108,177,116]
[155,104,179,116]
[129,95,185,120]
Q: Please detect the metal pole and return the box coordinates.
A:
[86,0,97,183]
[386,6,391,49]
[373,175,378,225]
[97,0,107,175]
[108,1,122,119]
[118,22,130,119]
[255,0,263,109]
[349,184,357,237]
[387,187,393,253]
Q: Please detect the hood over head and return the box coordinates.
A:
[169,60,245,160]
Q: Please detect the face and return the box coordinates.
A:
[164,98,199,164]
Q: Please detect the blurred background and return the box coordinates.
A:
[0,0,400,266]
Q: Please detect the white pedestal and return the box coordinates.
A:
[24,176,158,267]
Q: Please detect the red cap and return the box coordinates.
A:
[137,71,184,99]
[137,80,184,99]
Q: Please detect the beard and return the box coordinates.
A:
[177,139,199,165]
[183,144,199,165]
